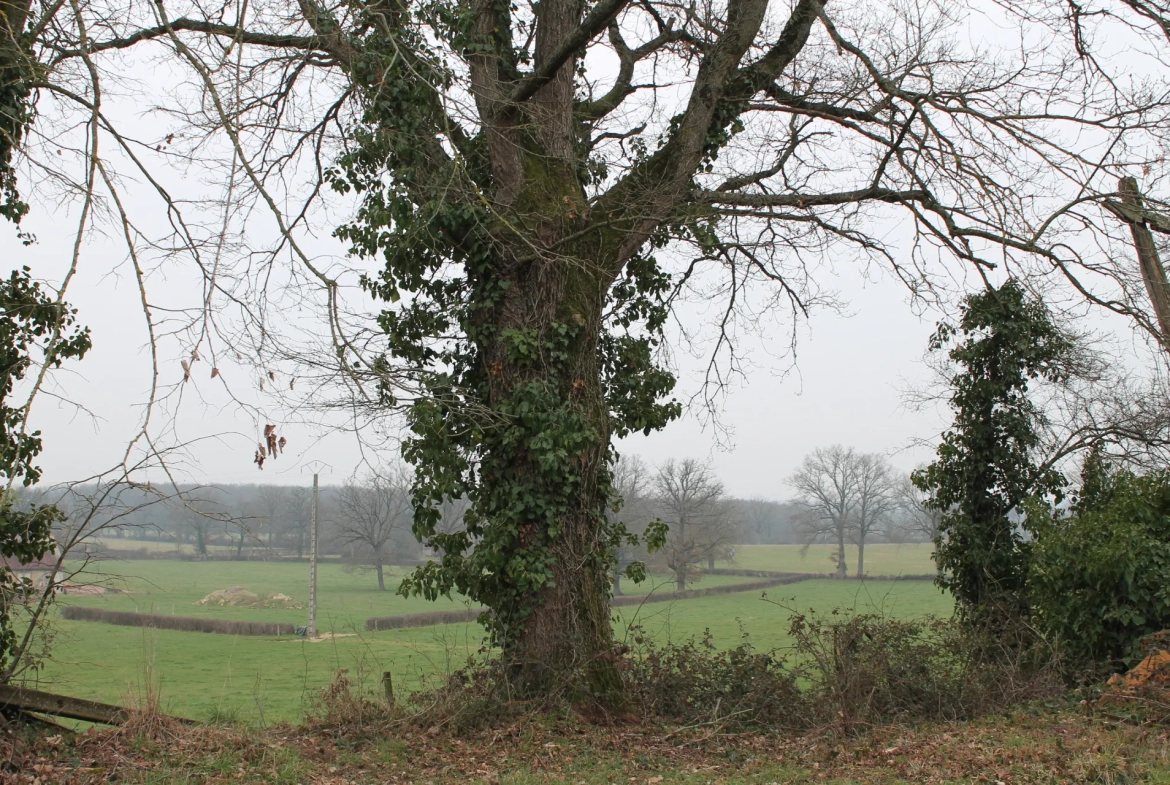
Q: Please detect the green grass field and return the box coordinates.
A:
[732,542,936,576]
[58,559,767,626]
[31,545,951,726]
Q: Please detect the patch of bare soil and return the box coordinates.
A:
[277,632,357,643]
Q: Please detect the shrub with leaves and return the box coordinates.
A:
[622,606,1058,733]
[787,608,1056,731]
[622,626,808,730]
[912,280,1073,624]
[1030,468,1170,669]
[0,266,89,679]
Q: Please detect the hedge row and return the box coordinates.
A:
[60,605,297,636]
[365,607,483,632]
[707,567,936,581]
[611,573,812,607]
[706,567,827,579]
[365,573,817,631]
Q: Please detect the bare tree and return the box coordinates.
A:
[335,468,412,591]
[654,459,735,591]
[248,485,289,550]
[790,446,858,578]
[286,486,313,558]
[895,476,942,544]
[893,476,943,574]
[609,454,655,596]
[181,505,217,558]
[738,497,798,545]
[849,454,899,577]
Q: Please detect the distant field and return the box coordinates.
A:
[89,538,237,554]
[730,543,936,576]
[57,560,763,627]
[31,554,951,725]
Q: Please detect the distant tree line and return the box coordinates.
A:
[17,452,936,593]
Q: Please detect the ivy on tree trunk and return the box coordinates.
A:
[912,281,1071,624]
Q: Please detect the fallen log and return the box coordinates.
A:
[0,684,192,726]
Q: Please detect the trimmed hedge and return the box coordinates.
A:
[611,573,811,606]
[60,605,296,636]
[365,573,819,631]
[365,607,484,632]
[706,568,825,578]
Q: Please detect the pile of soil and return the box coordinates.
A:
[194,586,304,609]
[1098,630,1170,721]
[1106,630,1170,691]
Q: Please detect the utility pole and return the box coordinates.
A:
[307,472,319,639]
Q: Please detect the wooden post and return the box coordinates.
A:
[382,671,394,705]
[0,684,192,725]
[1119,176,1170,350]
[307,473,319,639]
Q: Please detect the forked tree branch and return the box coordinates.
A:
[510,0,633,103]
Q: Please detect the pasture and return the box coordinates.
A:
[33,544,951,725]
[732,542,936,576]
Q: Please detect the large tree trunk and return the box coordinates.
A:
[479,249,625,700]
[507,504,620,699]
[857,539,865,578]
[291,0,824,705]
[376,561,385,592]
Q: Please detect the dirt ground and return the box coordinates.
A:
[4,700,1170,785]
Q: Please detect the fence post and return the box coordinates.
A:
[307,473,319,639]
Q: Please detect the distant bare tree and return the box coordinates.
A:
[737,497,801,544]
[609,455,655,596]
[654,459,735,591]
[335,469,412,590]
[790,446,858,578]
[791,448,902,577]
[181,507,216,558]
[249,485,289,550]
[286,486,313,558]
[894,476,943,570]
[850,454,899,577]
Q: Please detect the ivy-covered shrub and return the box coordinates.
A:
[1030,470,1170,668]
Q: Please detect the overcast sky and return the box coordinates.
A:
[10,206,947,500]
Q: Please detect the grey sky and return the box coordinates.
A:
[10,206,945,499]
